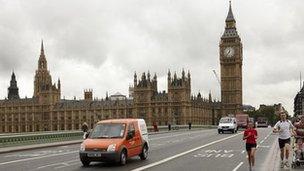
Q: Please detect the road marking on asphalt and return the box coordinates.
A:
[131,132,243,171]
[232,162,243,171]
[0,150,78,166]
[150,129,212,141]
[241,150,245,154]
[54,162,79,170]
[35,159,78,170]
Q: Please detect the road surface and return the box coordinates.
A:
[0,128,299,171]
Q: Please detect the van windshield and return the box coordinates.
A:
[220,118,232,123]
[90,123,126,139]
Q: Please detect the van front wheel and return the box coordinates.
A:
[81,158,90,167]
[119,149,127,165]
[140,145,148,160]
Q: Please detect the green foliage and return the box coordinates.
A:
[246,106,277,125]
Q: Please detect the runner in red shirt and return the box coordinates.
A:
[243,121,258,170]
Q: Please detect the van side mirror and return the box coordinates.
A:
[127,130,135,140]
[84,131,90,139]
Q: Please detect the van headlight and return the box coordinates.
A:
[80,143,85,152]
[107,144,116,152]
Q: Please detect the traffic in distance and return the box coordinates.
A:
[79,114,272,167]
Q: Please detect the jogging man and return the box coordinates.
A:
[273,112,295,168]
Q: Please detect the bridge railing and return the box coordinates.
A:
[0,125,216,148]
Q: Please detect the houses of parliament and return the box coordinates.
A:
[0,2,243,133]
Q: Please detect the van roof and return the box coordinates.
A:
[97,118,141,124]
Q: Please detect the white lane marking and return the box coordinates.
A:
[131,132,243,171]
[232,162,243,171]
[0,130,213,166]
[54,162,79,169]
[241,150,245,154]
[258,131,272,146]
[150,129,212,141]
[0,151,78,166]
[36,163,62,169]
[35,159,78,170]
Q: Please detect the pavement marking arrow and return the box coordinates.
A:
[131,132,243,171]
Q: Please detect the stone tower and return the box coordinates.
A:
[219,2,243,115]
[84,89,93,101]
[133,71,158,124]
[8,72,20,100]
[33,40,61,104]
[167,69,191,124]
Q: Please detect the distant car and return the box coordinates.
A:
[218,117,238,134]
[256,117,268,128]
[249,117,256,127]
[256,121,268,128]
[79,119,149,166]
[236,114,249,129]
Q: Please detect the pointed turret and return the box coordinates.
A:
[8,71,20,100]
[57,78,61,90]
[134,71,137,86]
[225,1,235,22]
[209,90,212,102]
[182,68,185,80]
[142,72,146,80]
[147,71,151,81]
[222,1,239,38]
[168,69,171,80]
[106,91,109,100]
[40,39,45,56]
[197,92,201,99]
[153,73,157,81]
[38,40,48,70]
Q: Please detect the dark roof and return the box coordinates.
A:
[222,28,239,38]
[53,99,133,110]
[0,98,37,105]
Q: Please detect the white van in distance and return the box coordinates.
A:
[218,117,238,134]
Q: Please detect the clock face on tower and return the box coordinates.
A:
[224,47,234,58]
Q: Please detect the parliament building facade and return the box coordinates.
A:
[0,3,243,133]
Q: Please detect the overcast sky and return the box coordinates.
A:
[0,0,303,115]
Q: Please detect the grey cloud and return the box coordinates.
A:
[0,0,303,114]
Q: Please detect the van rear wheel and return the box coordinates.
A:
[140,145,148,160]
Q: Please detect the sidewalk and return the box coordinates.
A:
[0,140,82,154]
[264,138,280,170]
[0,128,204,154]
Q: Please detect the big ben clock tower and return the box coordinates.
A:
[220,1,243,115]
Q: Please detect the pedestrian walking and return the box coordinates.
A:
[273,112,296,168]
[243,121,258,170]
[188,122,192,130]
[81,122,89,139]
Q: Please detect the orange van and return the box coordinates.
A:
[79,119,149,166]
